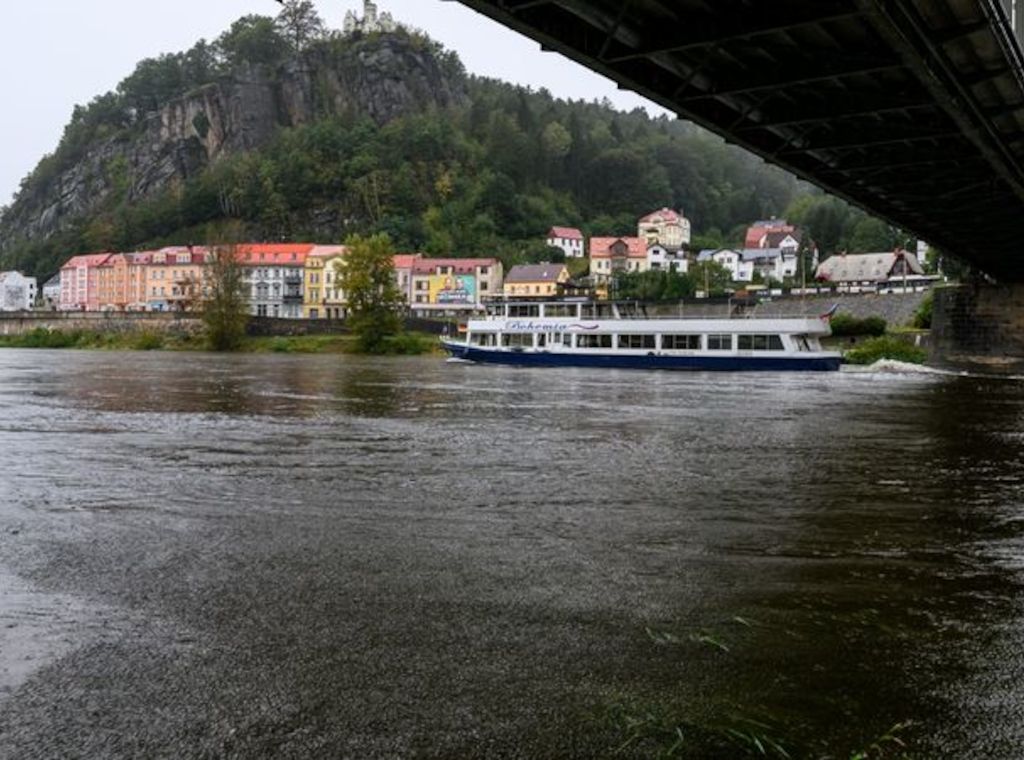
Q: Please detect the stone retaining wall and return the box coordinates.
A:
[0,311,202,336]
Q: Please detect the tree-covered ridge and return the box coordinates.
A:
[0,3,907,281]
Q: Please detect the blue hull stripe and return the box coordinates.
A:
[442,343,841,372]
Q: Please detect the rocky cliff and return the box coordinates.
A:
[0,33,465,252]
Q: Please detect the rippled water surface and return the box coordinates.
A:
[1,349,1023,758]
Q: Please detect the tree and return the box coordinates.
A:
[202,234,248,351]
[337,233,404,352]
[275,0,326,52]
[688,260,733,296]
[216,15,289,68]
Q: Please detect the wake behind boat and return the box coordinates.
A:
[441,299,841,372]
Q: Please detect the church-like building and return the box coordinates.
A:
[344,1,398,35]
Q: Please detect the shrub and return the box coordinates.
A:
[133,331,164,350]
[830,313,887,337]
[379,332,435,355]
[912,292,933,329]
[845,336,927,365]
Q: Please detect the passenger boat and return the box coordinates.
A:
[441,300,841,371]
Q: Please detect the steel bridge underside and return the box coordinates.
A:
[454,0,1024,281]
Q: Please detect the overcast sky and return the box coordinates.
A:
[0,0,671,206]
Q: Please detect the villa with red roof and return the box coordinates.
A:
[589,237,647,282]
[546,227,585,259]
[638,208,691,250]
[744,218,798,249]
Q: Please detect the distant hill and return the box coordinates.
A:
[0,11,811,279]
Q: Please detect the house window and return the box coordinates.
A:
[310,308,319,319]
[707,334,732,351]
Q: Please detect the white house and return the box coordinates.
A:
[698,249,753,282]
[741,248,798,282]
[0,271,38,311]
[546,227,585,258]
[647,244,689,274]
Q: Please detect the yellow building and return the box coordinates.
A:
[304,245,346,318]
[503,263,570,298]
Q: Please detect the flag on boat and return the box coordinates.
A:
[819,303,839,321]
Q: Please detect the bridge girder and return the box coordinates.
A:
[454,0,1024,280]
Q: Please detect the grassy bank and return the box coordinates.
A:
[0,328,441,355]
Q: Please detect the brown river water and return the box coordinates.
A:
[0,349,1022,758]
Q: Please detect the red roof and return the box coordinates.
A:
[639,208,682,224]
[412,257,498,275]
[62,253,114,269]
[745,221,796,249]
[392,254,423,270]
[589,237,646,258]
[548,226,584,240]
[236,243,315,266]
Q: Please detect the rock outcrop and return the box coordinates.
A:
[0,33,465,250]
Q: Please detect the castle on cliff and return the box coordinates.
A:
[344,1,397,35]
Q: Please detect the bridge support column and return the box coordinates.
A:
[931,284,1024,374]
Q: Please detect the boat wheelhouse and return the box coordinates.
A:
[441,300,841,372]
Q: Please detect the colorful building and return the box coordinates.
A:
[408,258,503,316]
[237,244,313,319]
[304,245,347,319]
[589,237,648,282]
[59,253,113,311]
[503,263,570,298]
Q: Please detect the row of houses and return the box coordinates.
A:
[48,244,509,318]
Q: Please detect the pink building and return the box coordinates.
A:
[59,253,114,311]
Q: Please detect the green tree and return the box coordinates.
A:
[202,237,248,351]
[275,0,326,52]
[216,15,289,68]
[338,233,404,352]
[689,260,733,295]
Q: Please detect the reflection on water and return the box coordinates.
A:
[0,349,1022,757]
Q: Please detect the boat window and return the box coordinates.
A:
[738,335,785,351]
[508,304,540,317]
[662,334,701,350]
[796,336,812,352]
[577,334,613,349]
[543,304,577,318]
[471,332,497,346]
[617,334,656,349]
[580,303,613,319]
[501,333,532,348]
[707,334,733,351]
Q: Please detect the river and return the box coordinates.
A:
[0,350,1022,758]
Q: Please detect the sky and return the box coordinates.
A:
[0,0,671,206]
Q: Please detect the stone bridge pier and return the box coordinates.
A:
[931,284,1024,374]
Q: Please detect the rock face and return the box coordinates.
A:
[0,34,465,250]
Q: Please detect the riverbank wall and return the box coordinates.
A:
[0,312,202,336]
[931,284,1024,374]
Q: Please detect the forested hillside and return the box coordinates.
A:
[0,4,903,279]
